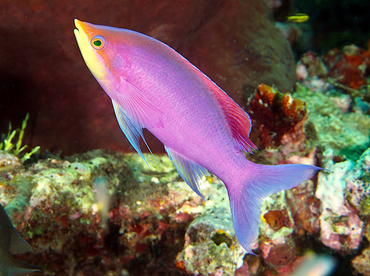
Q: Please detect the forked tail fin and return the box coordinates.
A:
[226,163,322,254]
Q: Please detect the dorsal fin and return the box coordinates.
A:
[211,86,258,153]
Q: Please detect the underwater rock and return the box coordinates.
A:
[173,145,322,276]
[352,246,370,276]
[316,148,364,252]
[248,84,307,149]
[175,177,245,276]
[235,179,322,275]
[315,146,370,275]
[0,0,295,155]
[2,147,369,275]
[0,151,22,171]
[258,192,297,272]
[344,148,370,215]
[297,44,370,104]
[176,211,245,276]
[352,223,370,276]
[294,84,370,161]
[296,51,329,93]
[0,150,202,275]
[286,180,321,236]
[237,147,370,274]
[347,147,370,275]
[252,179,318,275]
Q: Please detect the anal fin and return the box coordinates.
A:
[111,77,163,167]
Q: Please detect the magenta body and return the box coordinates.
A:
[74,20,322,254]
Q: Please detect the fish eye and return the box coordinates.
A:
[91,35,106,50]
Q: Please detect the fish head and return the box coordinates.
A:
[74,19,133,92]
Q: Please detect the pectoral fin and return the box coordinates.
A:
[115,76,163,129]
[112,100,153,166]
[112,77,163,166]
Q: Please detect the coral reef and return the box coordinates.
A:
[352,222,370,276]
[234,45,370,275]
[1,2,370,275]
[258,191,297,274]
[176,211,245,276]
[1,114,370,275]
[221,79,369,274]
[0,147,329,276]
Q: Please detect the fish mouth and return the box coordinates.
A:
[73,19,107,80]
[74,19,81,40]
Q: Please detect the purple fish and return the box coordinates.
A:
[74,19,322,254]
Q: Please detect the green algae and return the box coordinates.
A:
[295,84,370,160]
[0,113,40,162]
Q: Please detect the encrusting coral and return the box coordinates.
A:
[248,84,308,150]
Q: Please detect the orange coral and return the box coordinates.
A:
[263,210,291,231]
[248,84,307,148]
